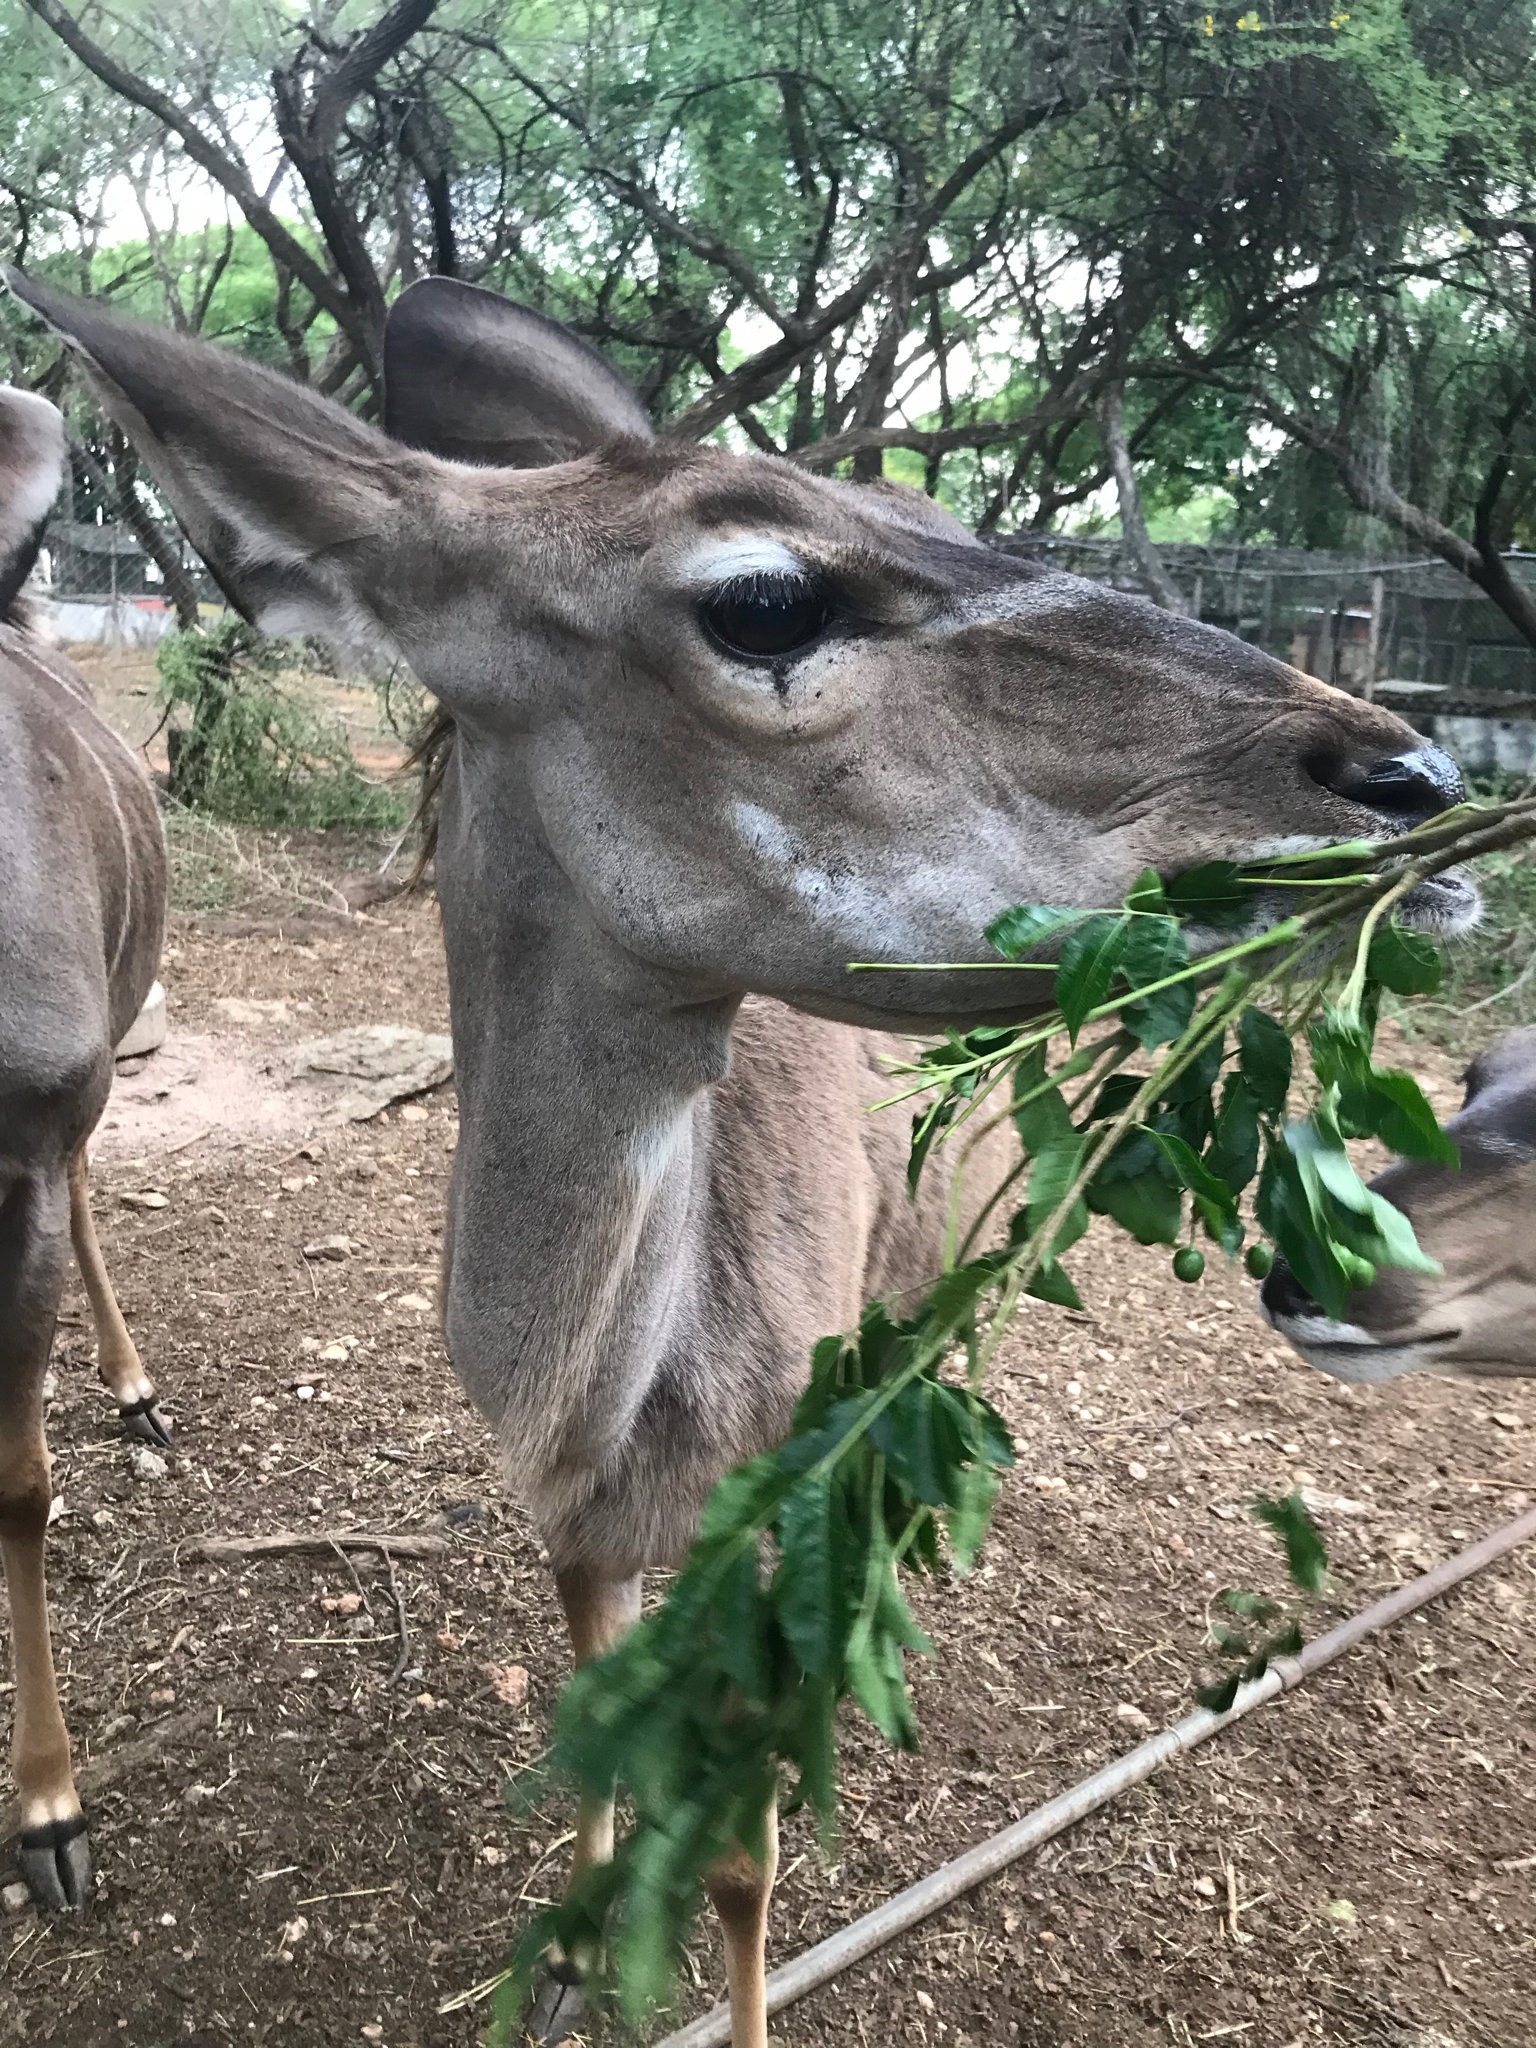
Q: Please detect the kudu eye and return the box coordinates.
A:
[700,574,831,661]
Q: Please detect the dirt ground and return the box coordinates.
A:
[3,673,1533,2048]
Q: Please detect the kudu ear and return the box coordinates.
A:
[384,277,653,466]
[3,268,420,645]
[0,385,66,617]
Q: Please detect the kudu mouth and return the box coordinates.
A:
[1297,737,1480,938]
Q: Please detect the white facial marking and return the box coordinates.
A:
[926,583,1058,635]
[1267,1310,1421,1384]
[680,536,807,590]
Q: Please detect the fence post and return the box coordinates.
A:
[1362,574,1383,701]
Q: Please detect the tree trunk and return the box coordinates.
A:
[1102,384,1189,615]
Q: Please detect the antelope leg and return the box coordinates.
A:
[68,1147,169,1446]
[705,1799,778,2048]
[1,1173,89,1910]
[522,1564,643,2044]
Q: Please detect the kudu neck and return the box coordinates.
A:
[429,729,737,1451]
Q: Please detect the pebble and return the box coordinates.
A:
[2,1882,31,1914]
[1491,1411,1522,1431]
[1126,1460,1148,1482]
[1114,1701,1153,1733]
[120,1190,169,1211]
[131,1448,169,1482]
[303,1235,355,1262]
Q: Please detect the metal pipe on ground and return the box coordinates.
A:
[654,1502,1536,2048]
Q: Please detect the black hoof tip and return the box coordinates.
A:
[525,1962,590,2044]
[119,1396,173,1448]
[17,1815,91,1912]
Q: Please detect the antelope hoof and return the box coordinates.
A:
[525,1960,590,2045]
[16,1814,92,1912]
[118,1393,172,1448]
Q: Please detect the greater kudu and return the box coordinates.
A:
[1265,1027,1536,1381]
[0,383,168,1910]
[4,270,1479,2041]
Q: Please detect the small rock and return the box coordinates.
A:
[279,1915,309,1949]
[148,1687,176,1706]
[1193,1875,1218,1899]
[298,1667,320,1681]
[1126,1460,1149,1482]
[294,1384,316,1401]
[47,1493,64,1526]
[1327,1897,1357,1923]
[361,2026,384,2043]
[478,1843,506,1866]
[120,1190,169,1212]
[915,1991,936,2014]
[1114,1701,1153,1733]
[399,1103,429,1123]
[131,1448,169,1482]
[1491,1411,1522,1432]
[321,1592,364,1617]
[318,1342,351,1364]
[395,1292,433,1313]
[303,1235,356,1262]
[215,996,290,1026]
[2,1881,31,1914]
[160,1912,178,1928]
[480,1662,530,1709]
[281,1174,318,1195]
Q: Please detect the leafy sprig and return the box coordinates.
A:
[494,793,1536,2036]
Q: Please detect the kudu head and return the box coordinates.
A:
[0,380,66,623]
[3,272,1476,1025]
[1264,1027,1536,1382]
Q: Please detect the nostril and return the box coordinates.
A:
[1310,743,1464,822]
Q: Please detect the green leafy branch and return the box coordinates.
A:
[494,793,1536,2036]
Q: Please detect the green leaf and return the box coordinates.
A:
[713,1543,772,1703]
[1337,1066,1458,1165]
[698,1454,784,1543]
[1239,1006,1292,1116]
[1205,1073,1261,1194]
[1057,913,1130,1040]
[1024,1257,1084,1311]
[1253,1489,1329,1594]
[869,1379,946,1506]
[846,1620,919,1748]
[1255,1142,1355,1319]
[986,903,1083,960]
[1141,1127,1242,1253]
[1120,914,1195,1050]
[1367,922,1443,996]
[1221,1588,1280,1626]
[876,1564,936,1658]
[1086,1163,1183,1245]
[1197,1674,1243,1714]
[948,1460,1002,1573]
[791,1673,839,1836]
[1165,860,1253,929]
[1012,1044,1075,1158]
[772,1469,847,1676]
[1124,866,1168,915]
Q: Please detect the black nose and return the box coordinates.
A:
[1260,1256,1323,1324]
[1313,744,1464,824]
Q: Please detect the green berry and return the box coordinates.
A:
[1245,1243,1274,1280]
[1339,1251,1377,1290]
[1172,1246,1206,1283]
